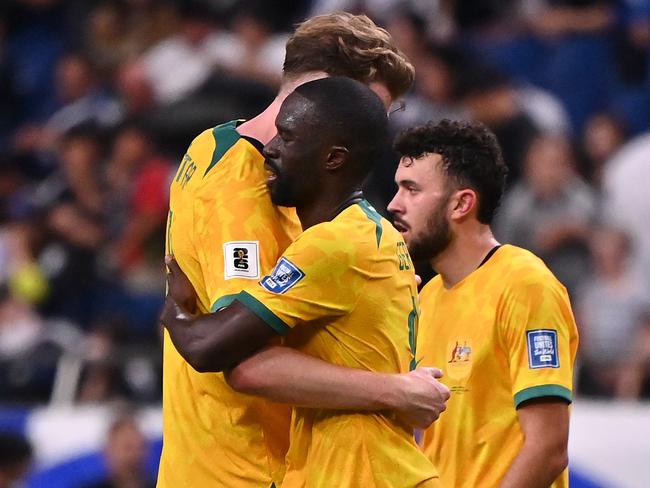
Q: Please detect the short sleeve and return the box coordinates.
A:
[188,137,300,313]
[235,224,368,335]
[193,176,290,312]
[499,277,579,408]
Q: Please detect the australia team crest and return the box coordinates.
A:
[446,339,473,387]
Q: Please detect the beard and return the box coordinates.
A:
[268,175,296,207]
[406,201,452,262]
[266,160,298,207]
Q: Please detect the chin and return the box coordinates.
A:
[270,192,295,207]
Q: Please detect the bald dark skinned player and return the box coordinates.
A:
[162,77,444,487]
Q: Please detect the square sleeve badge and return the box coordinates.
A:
[260,257,305,294]
[527,329,559,369]
[223,241,260,280]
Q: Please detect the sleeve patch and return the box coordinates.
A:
[260,257,305,294]
[223,241,260,280]
[527,329,559,369]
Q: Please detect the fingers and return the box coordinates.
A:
[159,296,175,326]
[438,382,451,401]
[165,254,180,274]
[419,367,444,379]
[415,274,422,286]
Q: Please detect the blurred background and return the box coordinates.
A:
[0,0,648,487]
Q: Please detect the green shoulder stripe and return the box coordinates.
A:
[204,120,242,177]
[513,384,572,408]
[357,200,383,247]
[235,291,290,335]
[210,294,238,312]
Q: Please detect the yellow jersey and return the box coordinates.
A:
[417,245,578,488]
[234,201,439,488]
[158,120,301,487]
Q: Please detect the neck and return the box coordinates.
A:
[236,96,285,145]
[237,71,329,145]
[296,185,362,230]
[431,223,500,289]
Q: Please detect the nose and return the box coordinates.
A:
[387,191,403,215]
[263,136,280,159]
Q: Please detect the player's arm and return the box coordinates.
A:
[162,296,448,427]
[226,345,449,428]
[162,292,276,372]
[499,398,569,488]
[162,256,449,426]
[498,275,578,487]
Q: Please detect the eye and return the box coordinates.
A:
[278,129,293,142]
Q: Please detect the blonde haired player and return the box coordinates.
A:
[159,13,448,488]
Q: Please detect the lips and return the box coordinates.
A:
[264,160,279,182]
[393,218,410,233]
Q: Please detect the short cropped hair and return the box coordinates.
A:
[395,120,508,224]
[294,77,388,176]
[284,12,415,99]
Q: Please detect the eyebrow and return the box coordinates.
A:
[396,179,419,188]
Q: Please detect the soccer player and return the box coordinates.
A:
[162,77,442,487]
[159,13,448,488]
[388,120,579,488]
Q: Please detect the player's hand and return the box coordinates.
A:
[165,255,197,313]
[160,294,186,328]
[392,367,450,429]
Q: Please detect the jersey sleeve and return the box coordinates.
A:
[193,179,284,312]
[188,138,299,313]
[233,225,368,335]
[498,276,579,408]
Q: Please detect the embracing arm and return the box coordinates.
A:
[499,399,570,488]
[162,296,276,373]
[163,298,449,427]
[161,254,278,372]
[226,346,450,428]
[162,256,450,426]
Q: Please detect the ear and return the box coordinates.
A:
[449,189,478,221]
[325,146,350,171]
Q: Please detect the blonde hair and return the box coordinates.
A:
[283,12,415,99]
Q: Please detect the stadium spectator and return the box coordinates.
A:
[578,112,627,187]
[137,2,236,105]
[84,0,179,78]
[602,131,650,291]
[0,431,33,488]
[576,226,650,397]
[456,63,540,183]
[616,311,650,399]
[14,53,120,157]
[81,415,154,488]
[104,122,171,284]
[495,133,597,294]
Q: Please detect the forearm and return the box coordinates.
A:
[163,302,268,372]
[163,306,225,372]
[499,440,568,488]
[225,345,400,410]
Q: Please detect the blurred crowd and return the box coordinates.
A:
[0,0,649,409]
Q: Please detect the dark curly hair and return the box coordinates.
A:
[394,119,508,224]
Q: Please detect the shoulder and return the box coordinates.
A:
[287,203,387,266]
[496,245,562,289]
[185,127,217,164]
[495,246,573,321]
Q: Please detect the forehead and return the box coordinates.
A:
[277,93,314,129]
[395,153,444,183]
